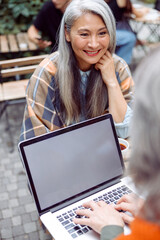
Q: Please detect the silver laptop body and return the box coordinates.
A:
[18,113,133,240]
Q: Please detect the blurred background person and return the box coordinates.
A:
[27,0,71,49]
[155,0,160,10]
[106,0,148,65]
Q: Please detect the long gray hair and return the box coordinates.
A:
[128,47,160,223]
[56,0,116,125]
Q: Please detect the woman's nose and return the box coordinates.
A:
[88,36,99,48]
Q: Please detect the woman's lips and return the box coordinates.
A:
[84,50,100,56]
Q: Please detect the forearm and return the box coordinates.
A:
[27,25,52,49]
[27,25,40,45]
[107,81,127,123]
[132,6,149,18]
[114,105,132,138]
[101,225,124,240]
[132,7,142,18]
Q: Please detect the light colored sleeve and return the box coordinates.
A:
[114,105,133,139]
[101,225,124,240]
[111,54,134,139]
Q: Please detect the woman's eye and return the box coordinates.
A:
[99,31,107,36]
[80,33,88,37]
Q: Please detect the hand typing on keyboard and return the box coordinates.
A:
[114,193,144,225]
[73,200,124,234]
[57,185,135,238]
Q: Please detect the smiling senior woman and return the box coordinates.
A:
[20,0,134,141]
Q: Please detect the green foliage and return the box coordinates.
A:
[140,0,156,4]
[0,0,48,34]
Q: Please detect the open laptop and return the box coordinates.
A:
[18,113,133,240]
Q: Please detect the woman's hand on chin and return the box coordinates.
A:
[95,50,117,87]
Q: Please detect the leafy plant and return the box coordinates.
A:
[0,0,48,34]
[140,0,156,4]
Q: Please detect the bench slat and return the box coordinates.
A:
[1,65,38,78]
[16,33,28,51]
[8,34,19,52]
[0,54,48,68]
[0,79,28,101]
[0,54,47,103]
[0,35,9,53]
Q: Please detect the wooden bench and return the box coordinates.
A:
[0,54,48,151]
[0,54,48,118]
[0,32,39,54]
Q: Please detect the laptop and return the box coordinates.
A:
[18,113,134,240]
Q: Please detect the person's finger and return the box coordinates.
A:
[38,40,52,49]
[43,40,52,45]
[120,212,134,225]
[115,202,133,212]
[82,201,98,210]
[116,194,130,204]
[75,209,92,218]
[73,217,90,226]
[99,53,110,63]
[105,50,112,57]
[94,64,99,70]
[97,200,106,207]
[116,193,137,205]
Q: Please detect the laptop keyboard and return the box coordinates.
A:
[56,185,132,239]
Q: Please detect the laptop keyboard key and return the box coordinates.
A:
[62,220,70,226]
[73,226,80,231]
[71,233,77,238]
[65,223,75,230]
[68,228,76,234]
[77,230,83,235]
[82,227,89,233]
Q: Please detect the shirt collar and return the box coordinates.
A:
[79,70,91,77]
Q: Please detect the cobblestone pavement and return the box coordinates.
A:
[0,104,52,240]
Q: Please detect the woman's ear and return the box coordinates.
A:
[65,26,71,42]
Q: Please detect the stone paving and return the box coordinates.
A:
[0,103,52,240]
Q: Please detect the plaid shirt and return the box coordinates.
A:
[20,52,134,141]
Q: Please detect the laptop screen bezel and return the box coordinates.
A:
[18,113,124,215]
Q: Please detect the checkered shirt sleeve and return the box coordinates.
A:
[20,52,65,141]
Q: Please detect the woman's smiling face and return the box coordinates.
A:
[65,12,110,71]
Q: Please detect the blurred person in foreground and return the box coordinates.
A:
[20,0,133,141]
[73,47,160,239]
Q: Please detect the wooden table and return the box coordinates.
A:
[0,32,39,54]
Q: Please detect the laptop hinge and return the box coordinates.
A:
[50,178,121,214]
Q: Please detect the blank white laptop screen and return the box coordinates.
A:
[21,115,123,212]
